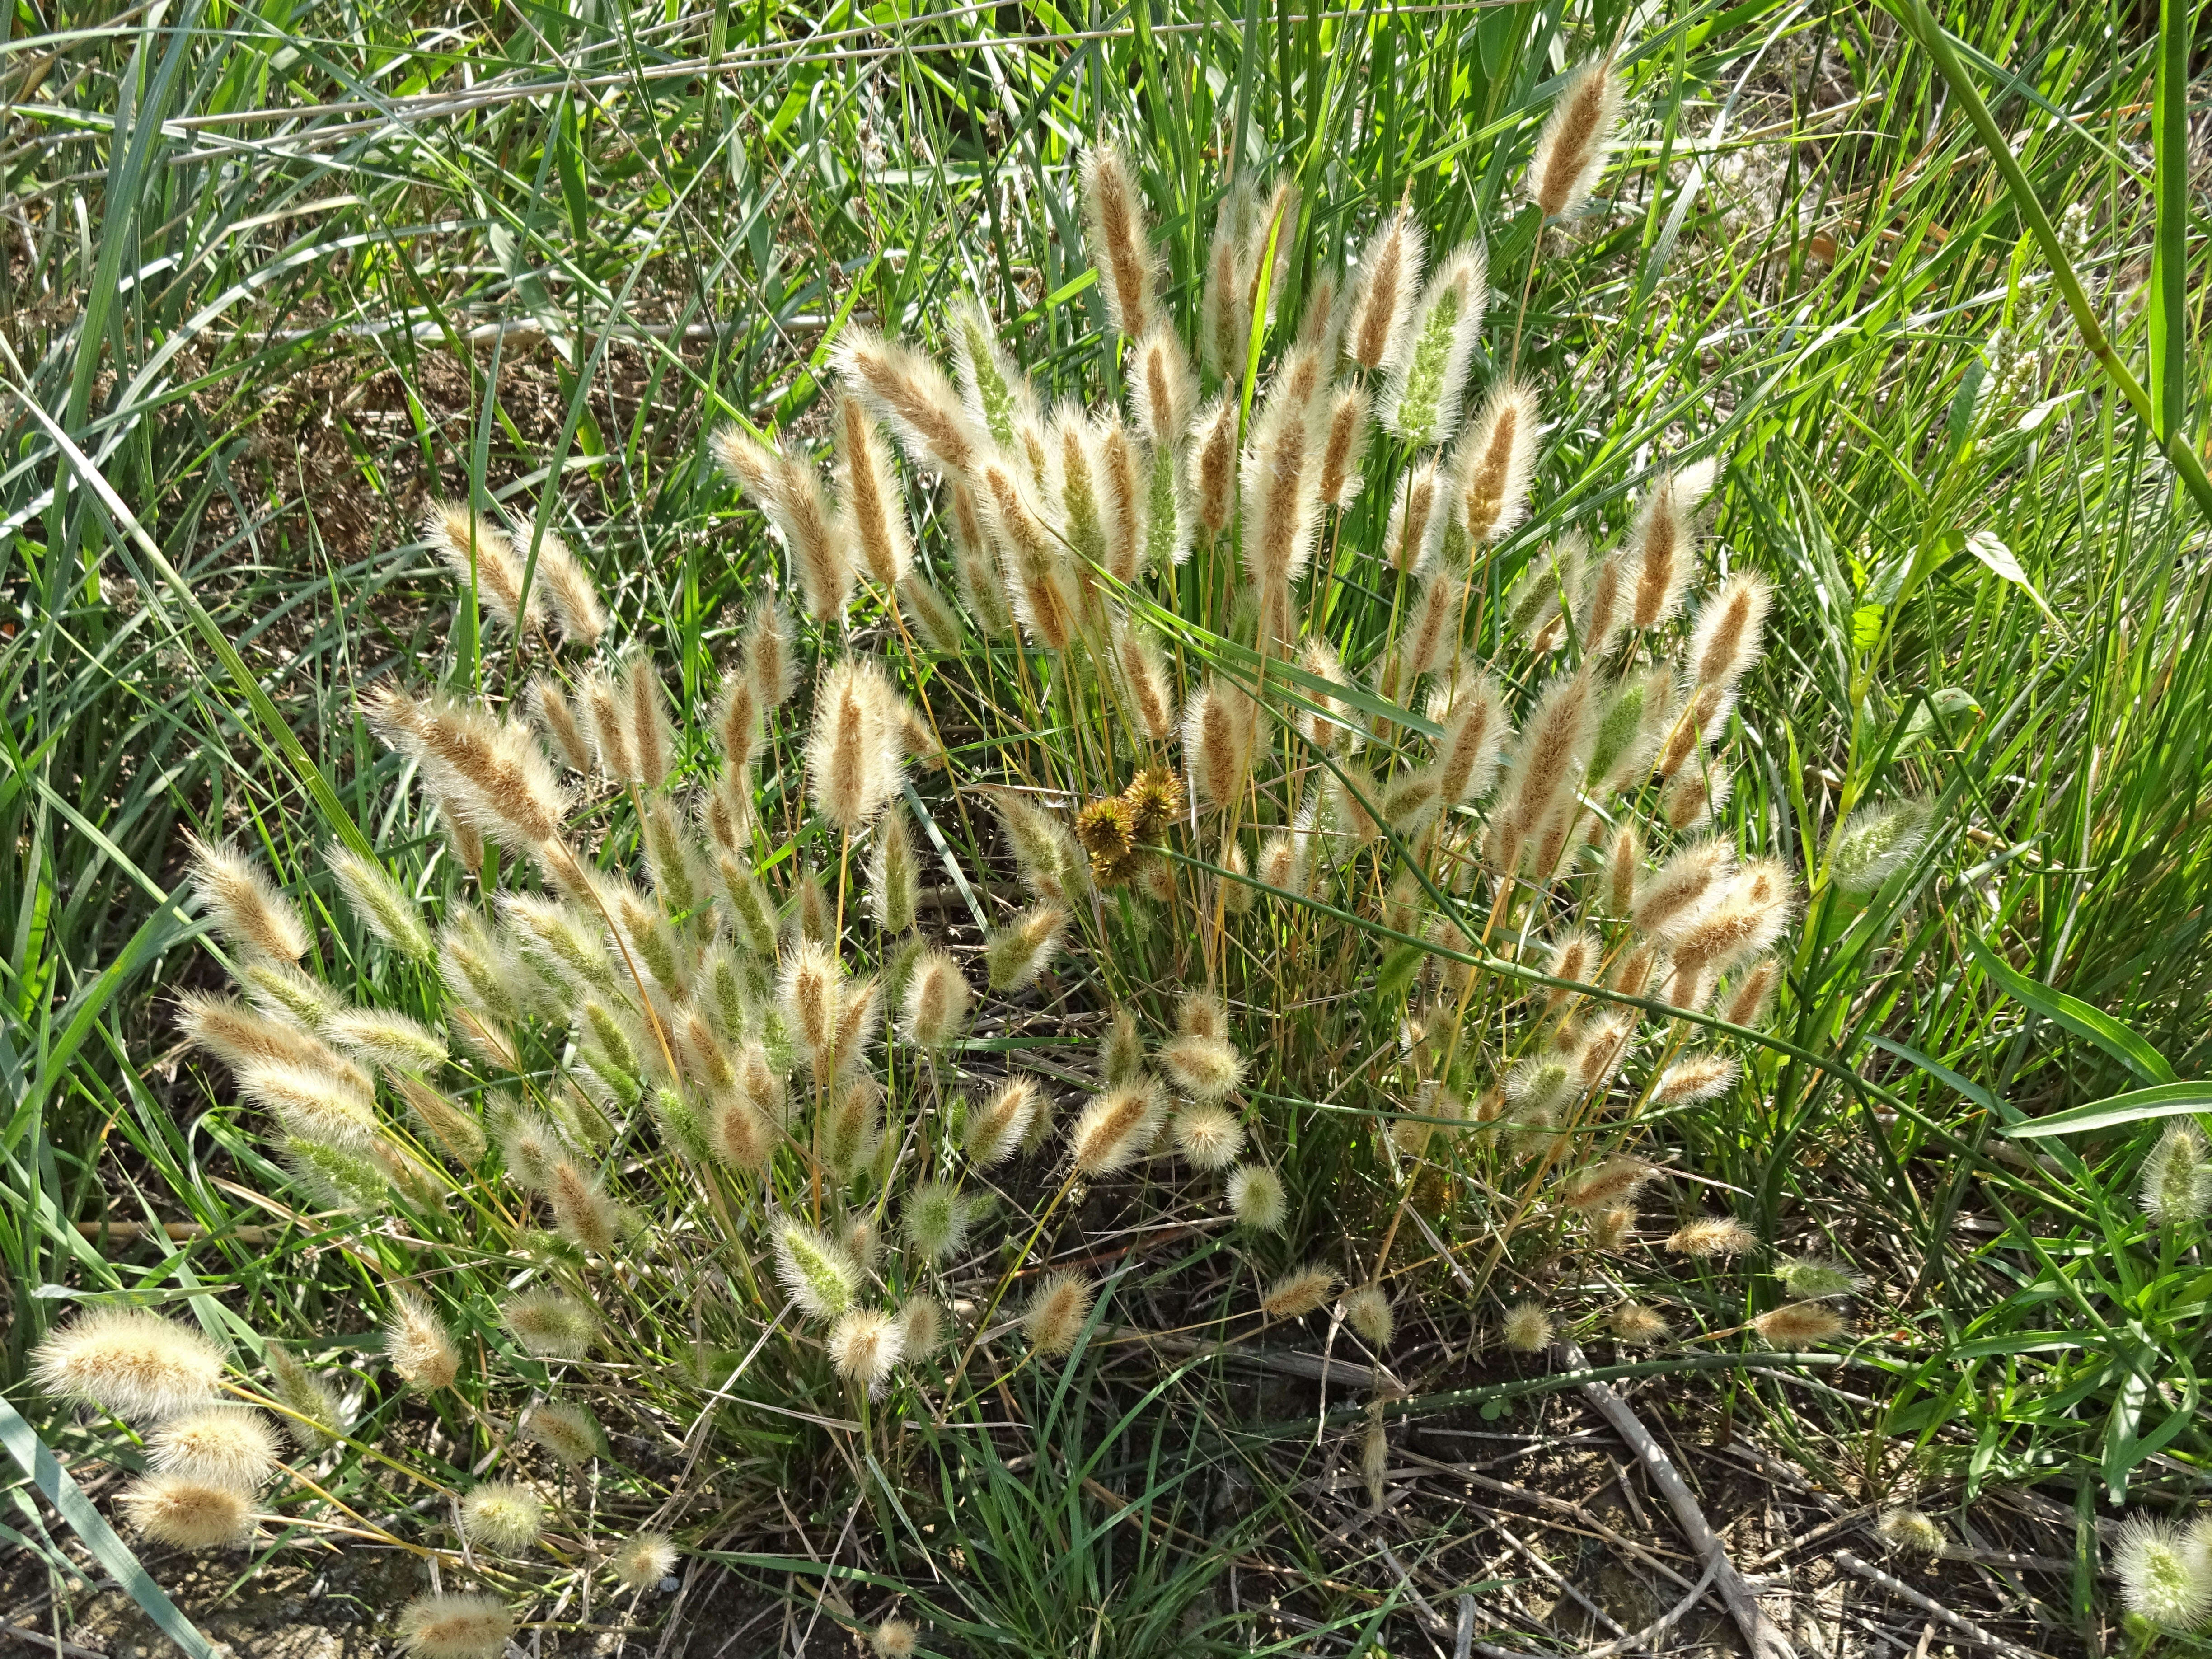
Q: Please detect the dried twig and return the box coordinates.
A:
[1555,1339,1797,1659]
[1836,1551,2050,1659]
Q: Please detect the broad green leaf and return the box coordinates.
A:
[2005,1082,2212,1139]
[1959,530,2058,626]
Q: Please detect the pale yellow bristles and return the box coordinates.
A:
[1318,386,1372,509]
[33,1307,225,1421]
[186,832,309,964]
[806,656,907,832]
[1262,1265,1338,1320]
[384,1289,459,1390]
[1023,1270,1096,1357]
[1184,680,1254,811]
[1453,379,1540,546]
[1343,208,1423,372]
[712,426,856,622]
[830,324,983,479]
[1130,325,1197,452]
[1080,140,1158,340]
[837,393,915,590]
[1527,57,1624,220]
[1071,1080,1166,1176]
[1688,571,1774,691]
[425,501,541,634]
[1384,459,1443,575]
[121,1476,254,1547]
[398,1593,513,1659]
[528,675,593,773]
[1096,416,1146,583]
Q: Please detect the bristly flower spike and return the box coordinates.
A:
[711,426,855,622]
[1527,57,1624,221]
[186,833,309,964]
[1380,242,1486,448]
[806,657,908,832]
[1343,208,1424,373]
[1453,379,1540,547]
[837,394,914,590]
[1080,140,1158,341]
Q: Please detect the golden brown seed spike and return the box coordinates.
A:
[1112,620,1177,744]
[1344,208,1424,372]
[523,526,607,647]
[1528,57,1624,220]
[579,669,630,780]
[945,476,1015,638]
[806,657,906,832]
[1190,397,1240,536]
[1606,820,1641,914]
[1238,390,1320,638]
[1631,836,1733,939]
[1384,459,1443,575]
[1579,549,1627,656]
[425,501,540,635]
[1070,1080,1166,1175]
[979,459,1077,652]
[1261,1265,1338,1320]
[837,394,914,589]
[1688,571,1774,692]
[1130,326,1197,455]
[1080,140,1157,341]
[1246,177,1300,324]
[1318,387,1371,511]
[1095,417,1145,584]
[712,427,855,623]
[1184,680,1253,811]
[1627,459,1718,631]
[1400,571,1466,682]
[1431,668,1507,802]
[1453,379,1539,546]
[185,832,309,963]
[830,324,981,479]
[1497,669,1598,839]
[714,669,760,771]
[1024,1270,1095,1357]
[617,648,674,790]
[362,687,571,852]
[527,677,592,773]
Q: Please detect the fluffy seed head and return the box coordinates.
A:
[147,1405,280,1489]
[1190,397,1240,535]
[548,1159,621,1255]
[1776,1256,1861,1299]
[1632,837,1734,939]
[1342,1286,1394,1347]
[807,657,908,833]
[425,502,540,633]
[525,1400,604,1466]
[326,845,435,961]
[1454,380,1540,546]
[1023,1271,1096,1357]
[33,1307,224,1421]
[1654,1052,1740,1104]
[2142,1124,2212,1225]
[1184,680,1255,812]
[1877,1508,1946,1556]
[1611,1301,1671,1344]
[1071,1081,1167,1176]
[965,1077,1041,1166]
[1561,1155,1652,1213]
[1626,463,1713,631]
[838,394,914,589]
[829,1309,904,1388]
[1262,1265,1339,1321]
[900,1295,946,1356]
[398,1592,514,1659]
[460,1481,544,1553]
[1666,1217,1757,1259]
[385,1291,460,1390]
[1528,56,1623,220]
[1689,572,1774,692]
[1753,1302,1847,1346]
[899,951,970,1051]
[364,687,572,853]
[501,1289,599,1360]
[1380,242,1486,448]
[983,901,1071,992]
[1318,387,1372,510]
[187,832,309,963]
[264,1344,342,1449]
[1344,209,1424,371]
[773,1219,861,1321]
[612,1532,679,1592]
[712,427,854,621]
[1228,1164,1287,1231]
[1828,799,1931,895]
[1239,381,1322,602]
[872,1619,920,1659]
[831,324,982,481]
[1160,1033,1246,1103]
[1123,767,1186,844]
[1384,459,1444,576]
[122,1476,253,1547]
[903,1181,970,1264]
[1081,141,1158,340]
[1131,325,1197,453]
[1498,670,1597,839]
[2113,1515,2212,1629]
[1720,957,1781,1028]
[1172,1101,1245,1171]
[1500,1301,1553,1353]
[521,525,606,646]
